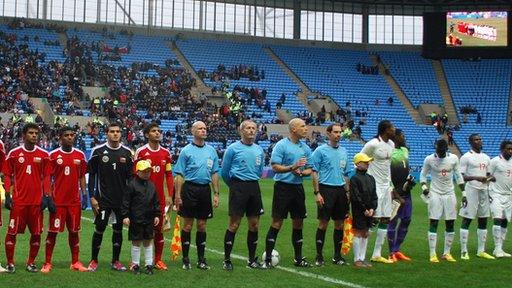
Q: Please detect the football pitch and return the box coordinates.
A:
[1,179,512,287]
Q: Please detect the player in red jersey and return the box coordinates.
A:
[40,127,89,273]
[3,123,51,273]
[134,123,174,270]
[0,139,6,273]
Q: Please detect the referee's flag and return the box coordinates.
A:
[341,216,354,255]
[170,215,182,261]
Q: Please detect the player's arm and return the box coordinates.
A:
[2,156,13,209]
[220,146,233,185]
[87,153,100,214]
[174,174,184,209]
[350,177,367,210]
[420,157,431,195]
[121,182,133,225]
[211,172,220,208]
[454,158,466,199]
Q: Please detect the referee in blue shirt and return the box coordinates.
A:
[174,121,220,270]
[311,123,350,266]
[263,118,314,268]
[221,120,265,270]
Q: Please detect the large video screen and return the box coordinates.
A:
[446,11,508,47]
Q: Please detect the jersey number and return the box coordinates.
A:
[54,219,60,228]
[64,166,70,176]
[112,163,116,170]
[152,166,160,173]
[26,165,31,175]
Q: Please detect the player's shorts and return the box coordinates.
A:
[317,184,349,221]
[272,181,307,219]
[352,207,373,230]
[489,192,512,222]
[94,207,124,227]
[128,222,154,241]
[7,205,43,235]
[49,205,82,233]
[374,184,393,218]
[428,192,457,220]
[178,181,213,220]
[229,178,264,217]
[458,186,490,219]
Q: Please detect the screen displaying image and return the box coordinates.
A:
[446,11,508,47]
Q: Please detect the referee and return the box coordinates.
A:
[221,120,265,270]
[174,121,220,270]
[311,123,350,266]
[87,122,134,272]
[263,118,314,268]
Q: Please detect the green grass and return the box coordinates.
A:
[1,179,512,287]
[447,18,508,47]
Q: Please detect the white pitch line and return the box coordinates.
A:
[81,216,367,288]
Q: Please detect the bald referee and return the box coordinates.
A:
[221,120,265,270]
[174,121,220,270]
[263,118,314,268]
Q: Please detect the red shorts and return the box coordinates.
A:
[7,205,43,235]
[49,205,82,233]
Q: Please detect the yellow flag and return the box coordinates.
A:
[341,215,354,255]
[170,215,182,261]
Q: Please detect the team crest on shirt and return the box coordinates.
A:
[34,157,41,163]
[120,157,126,163]
[18,157,24,163]
[56,158,63,165]
[102,156,109,163]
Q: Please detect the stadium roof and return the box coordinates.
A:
[331,0,510,5]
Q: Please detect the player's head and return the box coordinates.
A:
[136,160,152,180]
[239,120,257,144]
[326,123,342,144]
[191,121,207,141]
[353,152,373,171]
[500,140,512,160]
[288,118,307,139]
[468,133,482,152]
[144,122,162,143]
[435,139,449,158]
[106,122,122,145]
[377,120,395,139]
[392,129,406,148]
[59,126,76,148]
[22,123,40,145]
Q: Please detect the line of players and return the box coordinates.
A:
[0,118,511,273]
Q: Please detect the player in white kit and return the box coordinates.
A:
[360,120,395,264]
[420,139,465,263]
[458,134,495,260]
[488,140,512,258]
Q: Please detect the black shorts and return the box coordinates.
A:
[272,181,307,219]
[352,207,373,230]
[128,223,154,241]
[178,182,213,220]
[229,179,264,217]
[94,207,124,227]
[317,184,349,221]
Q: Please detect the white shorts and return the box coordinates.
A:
[489,192,512,222]
[374,184,393,218]
[428,192,457,220]
[458,186,490,219]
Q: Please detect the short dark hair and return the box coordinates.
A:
[394,129,403,137]
[22,123,40,135]
[377,120,393,137]
[144,122,160,136]
[107,122,122,131]
[326,123,342,133]
[500,140,512,151]
[468,133,480,143]
[435,138,448,149]
[59,126,75,137]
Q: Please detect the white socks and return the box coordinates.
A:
[428,232,437,257]
[132,244,154,266]
[353,237,361,262]
[493,225,503,252]
[444,232,455,255]
[360,237,368,261]
[477,229,487,254]
[372,229,387,258]
[460,228,469,253]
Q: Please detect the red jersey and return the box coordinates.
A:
[49,147,87,206]
[134,144,174,210]
[3,145,50,205]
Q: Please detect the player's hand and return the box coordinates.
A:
[487,176,496,182]
[397,196,405,205]
[213,194,219,208]
[291,169,303,177]
[4,194,12,210]
[174,196,182,210]
[123,218,130,226]
[461,196,468,208]
[315,193,324,207]
[81,194,88,210]
[154,217,159,227]
[477,176,489,183]
[90,197,100,216]
[422,188,430,196]
[46,196,56,213]
[165,198,173,208]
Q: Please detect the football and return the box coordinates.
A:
[262,249,280,266]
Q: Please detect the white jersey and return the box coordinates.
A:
[361,136,394,186]
[420,153,464,195]
[488,155,512,195]
[460,150,490,190]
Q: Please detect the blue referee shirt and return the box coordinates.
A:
[311,143,349,186]
[270,137,313,184]
[173,143,219,184]
[221,140,265,185]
